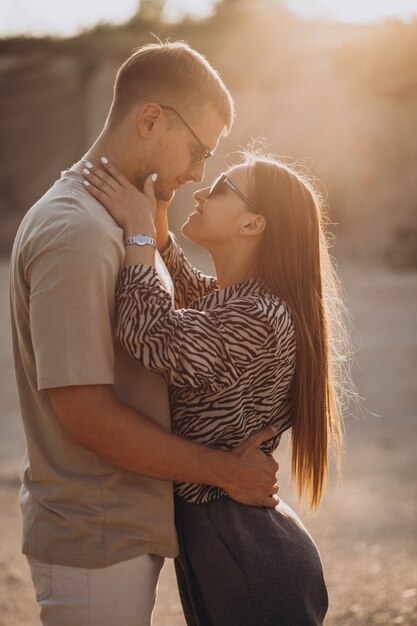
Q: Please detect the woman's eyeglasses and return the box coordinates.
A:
[208,174,258,212]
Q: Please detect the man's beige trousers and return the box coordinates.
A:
[27,554,164,626]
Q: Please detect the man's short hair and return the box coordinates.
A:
[107,41,234,133]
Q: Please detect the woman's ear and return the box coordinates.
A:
[239,214,266,237]
[136,103,162,139]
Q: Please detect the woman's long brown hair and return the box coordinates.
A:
[246,155,349,509]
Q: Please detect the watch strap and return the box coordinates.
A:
[124,234,157,249]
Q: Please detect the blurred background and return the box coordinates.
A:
[0,1,416,624]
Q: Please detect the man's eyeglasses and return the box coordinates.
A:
[208,174,258,212]
[160,105,214,164]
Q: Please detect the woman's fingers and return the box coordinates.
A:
[83,178,124,227]
[82,168,114,199]
[143,173,157,203]
[100,157,130,187]
[81,158,157,230]
[84,162,119,193]
[83,179,113,210]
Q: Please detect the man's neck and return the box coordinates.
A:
[76,125,138,185]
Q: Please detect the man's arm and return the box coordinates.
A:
[49,384,279,507]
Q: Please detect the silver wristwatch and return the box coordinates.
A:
[123,234,157,249]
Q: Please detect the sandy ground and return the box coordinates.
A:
[0,258,416,626]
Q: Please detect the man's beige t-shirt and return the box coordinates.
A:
[9,169,178,568]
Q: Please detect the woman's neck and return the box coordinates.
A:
[209,244,260,290]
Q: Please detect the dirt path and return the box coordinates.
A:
[1,259,416,625]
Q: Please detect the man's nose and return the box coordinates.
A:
[188,160,206,184]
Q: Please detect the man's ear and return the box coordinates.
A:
[136,103,163,139]
[239,214,266,237]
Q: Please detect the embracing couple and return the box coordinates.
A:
[10,41,345,625]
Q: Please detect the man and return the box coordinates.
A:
[9,41,278,626]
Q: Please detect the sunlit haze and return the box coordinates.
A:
[288,0,417,24]
[0,0,417,37]
[0,0,216,37]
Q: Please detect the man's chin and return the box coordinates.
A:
[155,186,175,203]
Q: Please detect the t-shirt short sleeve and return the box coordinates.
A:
[29,245,117,390]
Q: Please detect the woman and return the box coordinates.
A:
[82,153,348,625]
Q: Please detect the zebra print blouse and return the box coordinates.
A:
[115,233,297,503]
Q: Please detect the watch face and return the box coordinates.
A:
[133,235,148,245]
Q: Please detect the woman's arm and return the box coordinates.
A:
[115,265,295,393]
[153,184,218,307]
[82,159,218,307]
[154,200,171,253]
[160,232,219,308]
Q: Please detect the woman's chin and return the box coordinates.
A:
[181,220,197,241]
[181,222,206,246]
